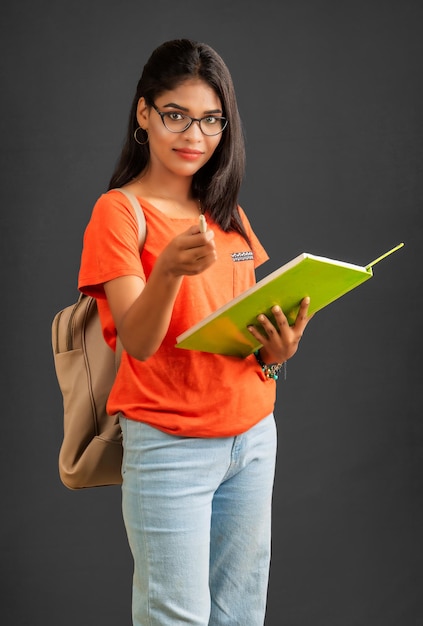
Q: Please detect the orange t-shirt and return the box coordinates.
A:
[78,190,276,437]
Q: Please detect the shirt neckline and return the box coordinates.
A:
[134,195,203,221]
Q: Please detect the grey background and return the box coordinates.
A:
[2,0,422,624]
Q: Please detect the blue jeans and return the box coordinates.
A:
[120,413,277,626]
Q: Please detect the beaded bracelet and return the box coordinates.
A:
[254,351,287,381]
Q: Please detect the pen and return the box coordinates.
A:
[199,214,207,233]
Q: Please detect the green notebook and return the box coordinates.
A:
[176,243,404,358]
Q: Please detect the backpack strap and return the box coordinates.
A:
[111,188,147,249]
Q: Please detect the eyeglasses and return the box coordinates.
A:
[151,103,228,136]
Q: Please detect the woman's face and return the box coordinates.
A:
[136,78,224,180]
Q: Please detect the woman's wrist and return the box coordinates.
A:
[254,350,287,381]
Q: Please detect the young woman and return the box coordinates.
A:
[79,39,311,626]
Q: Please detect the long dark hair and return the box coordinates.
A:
[108,39,249,242]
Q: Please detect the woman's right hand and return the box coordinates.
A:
[157,225,217,277]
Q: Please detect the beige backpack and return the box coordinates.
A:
[52,189,146,489]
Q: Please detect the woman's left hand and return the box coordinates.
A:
[248,296,312,364]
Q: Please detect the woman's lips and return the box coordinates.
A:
[173,148,204,161]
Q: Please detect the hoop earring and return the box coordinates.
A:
[134,127,149,145]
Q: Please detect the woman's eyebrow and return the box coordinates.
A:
[161,102,223,114]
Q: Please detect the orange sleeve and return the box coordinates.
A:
[238,206,269,268]
[78,191,145,298]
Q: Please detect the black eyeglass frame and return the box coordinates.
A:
[151,103,228,136]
